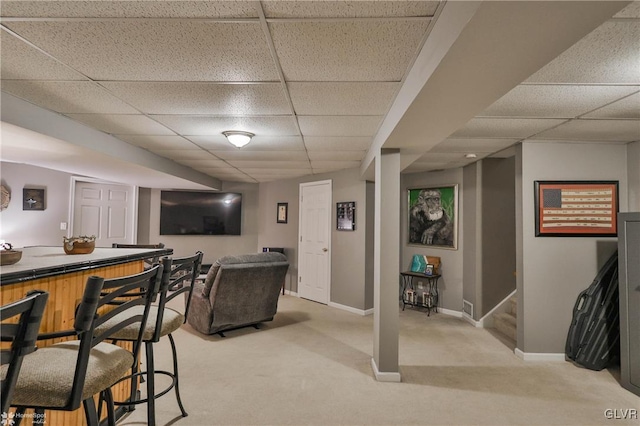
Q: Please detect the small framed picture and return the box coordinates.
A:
[23,188,45,210]
[424,264,434,276]
[277,202,288,224]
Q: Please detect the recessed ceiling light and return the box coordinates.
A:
[465,153,477,159]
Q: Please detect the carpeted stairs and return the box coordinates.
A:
[494,296,517,342]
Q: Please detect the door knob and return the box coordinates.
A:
[322,248,328,252]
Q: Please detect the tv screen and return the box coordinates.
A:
[160,191,242,235]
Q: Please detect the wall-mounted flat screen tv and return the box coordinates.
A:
[160,191,242,235]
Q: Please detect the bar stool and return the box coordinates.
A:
[98,251,203,425]
[8,265,163,426]
[1,290,49,414]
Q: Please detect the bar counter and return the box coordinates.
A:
[1,245,173,285]
[0,245,173,426]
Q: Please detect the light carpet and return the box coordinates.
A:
[118,295,639,426]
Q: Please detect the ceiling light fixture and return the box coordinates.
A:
[465,153,477,159]
[223,131,254,148]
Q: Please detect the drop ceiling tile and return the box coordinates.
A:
[262,1,438,18]
[100,82,290,115]
[305,136,373,151]
[214,151,309,161]
[535,119,640,142]
[152,149,214,160]
[0,1,257,18]
[526,22,640,84]
[190,135,305,151]
[307,151,365,161]
[4,21,278,81]
[227,160,311,169]
[299,116,382,137]
[247,172,310,180]
[289,82,399,115]
[310,160,361,170]
[451,118,567,139]
[174,159,232,168]
[480,85,639,118]
[1,81,139,114]
[270,20,429,81]
[431,138,519,153]
[115,135,197,150]
[152,116,299,136]
[65,114,175,135]
[0,31,86,80]
[583,92,640,119]
[241,168,312,175]
[193,166,237,174]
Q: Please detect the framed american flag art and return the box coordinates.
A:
[534,181,619,237]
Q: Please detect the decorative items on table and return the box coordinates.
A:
[63,235,96,255]
[1,242,22,265]
[410,254,441,275]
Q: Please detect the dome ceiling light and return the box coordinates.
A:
[223,131,254,148]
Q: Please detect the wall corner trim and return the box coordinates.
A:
[371,358,401,383]
[514,348,566,362]
[462,312,482,327]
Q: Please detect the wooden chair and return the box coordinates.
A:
[9,265,163,426]
[1,290,49,414]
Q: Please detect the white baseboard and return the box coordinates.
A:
[370,358,401,382]
[283,290,298,296]
[438,307,462,318]
[462,312,482,327]
[328,301,372,316]
[514,348,565,362]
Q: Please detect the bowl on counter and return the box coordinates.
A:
[63,236,96,255]
[1,248,22,265]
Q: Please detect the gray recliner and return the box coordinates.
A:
[187,252,289,336]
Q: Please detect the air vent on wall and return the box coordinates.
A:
[463,300,474,318]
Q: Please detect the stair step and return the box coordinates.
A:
[494,312,516,341]
[510,297,517,316]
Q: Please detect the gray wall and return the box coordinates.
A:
[137,187,152,244]
[401,168,464,312]
[481,157,516,316]
[257,168,372,311]
[517,142,627,354]
[628,141,640,211]
[365,181,375,310]
[0,162,72,247]
[142,182,259,265]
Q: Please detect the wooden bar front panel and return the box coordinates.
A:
[0,260,144,426]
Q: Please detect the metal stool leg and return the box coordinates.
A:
[145,341,156,426]
[168,333,188,417]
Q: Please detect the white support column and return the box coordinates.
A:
[372,149,401,382]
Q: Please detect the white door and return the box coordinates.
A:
[298,180,332,304]
[72,179,137,247]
